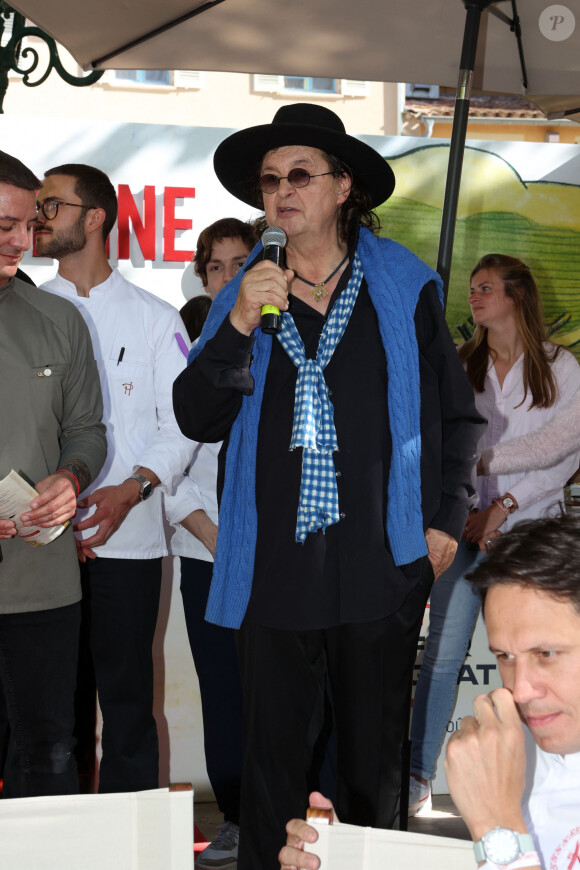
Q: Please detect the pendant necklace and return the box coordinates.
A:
[292,253,349,303]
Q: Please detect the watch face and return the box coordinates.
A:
[502,497,515,510]
[131,474,153,501]
[484,828,520,865]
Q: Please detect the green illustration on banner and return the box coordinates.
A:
[378,146,580,354]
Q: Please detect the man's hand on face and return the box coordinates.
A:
[279,792,337,870]
[444,687,529,842]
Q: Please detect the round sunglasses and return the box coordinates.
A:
[259,168,335,194]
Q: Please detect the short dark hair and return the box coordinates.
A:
[246,150,381,241]
[0,150,40,191]
[180,294,211,342]
[44,163,118,240]
[194,218,257,286]
[468,512,580,614]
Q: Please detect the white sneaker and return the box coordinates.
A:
[408,775,432,816]
[196,822,239,869]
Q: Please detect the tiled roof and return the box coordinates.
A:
[404,93,544,119]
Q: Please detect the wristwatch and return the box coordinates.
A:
[129,472,154,502]
[497,494,517,514]
[474,828,534,865]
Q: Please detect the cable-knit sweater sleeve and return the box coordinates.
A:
[480,387,580,476]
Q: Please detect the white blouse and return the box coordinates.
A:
[474,344,580,529]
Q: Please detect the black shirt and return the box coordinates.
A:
[173,250,485,630]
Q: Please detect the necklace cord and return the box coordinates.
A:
[292,252,349,289]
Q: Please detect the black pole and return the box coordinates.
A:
[436,0,494,307]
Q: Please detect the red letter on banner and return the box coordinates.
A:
[117,185,156,260]
[163,187,195,262]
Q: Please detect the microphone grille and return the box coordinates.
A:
[261,226,287,248]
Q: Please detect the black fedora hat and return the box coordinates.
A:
[213,103,395,209]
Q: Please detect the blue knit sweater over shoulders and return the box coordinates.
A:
[189,227,443,628]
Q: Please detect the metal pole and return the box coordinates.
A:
[436,0,494,307]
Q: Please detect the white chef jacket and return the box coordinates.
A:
[42,268,193,559]
[475,344,580,528]
[523,728,580,870]
[165,440,221,563]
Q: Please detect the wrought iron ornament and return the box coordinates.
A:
[0,3,103,113]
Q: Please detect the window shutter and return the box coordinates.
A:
[174,70,204,89]
[341,79,370,97]
[253,74,283,93]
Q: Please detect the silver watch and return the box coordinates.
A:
[129,472,154,501]
[473,828,534,865]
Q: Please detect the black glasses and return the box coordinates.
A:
[36,200,97,221]
[259,168,335,195]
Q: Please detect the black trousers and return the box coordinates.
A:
[81,557,162,793]
[0,602,81,798]
[236,556,433,870]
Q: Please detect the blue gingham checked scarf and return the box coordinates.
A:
[276,253,364,542]
[188,227,443,628]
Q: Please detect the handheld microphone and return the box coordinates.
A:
[260,226,287,334]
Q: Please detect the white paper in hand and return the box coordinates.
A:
[0,469,69,545]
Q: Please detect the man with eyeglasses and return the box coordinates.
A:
[35,163,193,794]
[173,103,485,870]
[0,151,106,797]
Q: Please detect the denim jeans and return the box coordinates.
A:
[410,538,483,781]
[0,602,81,797]
[180,557,242,824]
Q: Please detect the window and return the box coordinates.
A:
[253,75,369,98]
[283,76,337,94]
[113,69,171,85]
[405,83,440,99]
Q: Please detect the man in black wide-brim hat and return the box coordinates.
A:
[173,103,485,870]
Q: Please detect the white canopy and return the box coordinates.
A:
[9,0,580,120]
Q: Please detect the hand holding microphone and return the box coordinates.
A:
[260,226,287,334]
[229,225,291,337]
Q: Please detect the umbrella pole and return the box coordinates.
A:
[437,0,493,306]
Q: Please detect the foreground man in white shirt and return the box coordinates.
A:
[280,512,580,870]
[34,164,192,793]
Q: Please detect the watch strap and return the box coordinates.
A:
[474,831,535,865]
[500,493,517,513]
[129,472,153,501]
